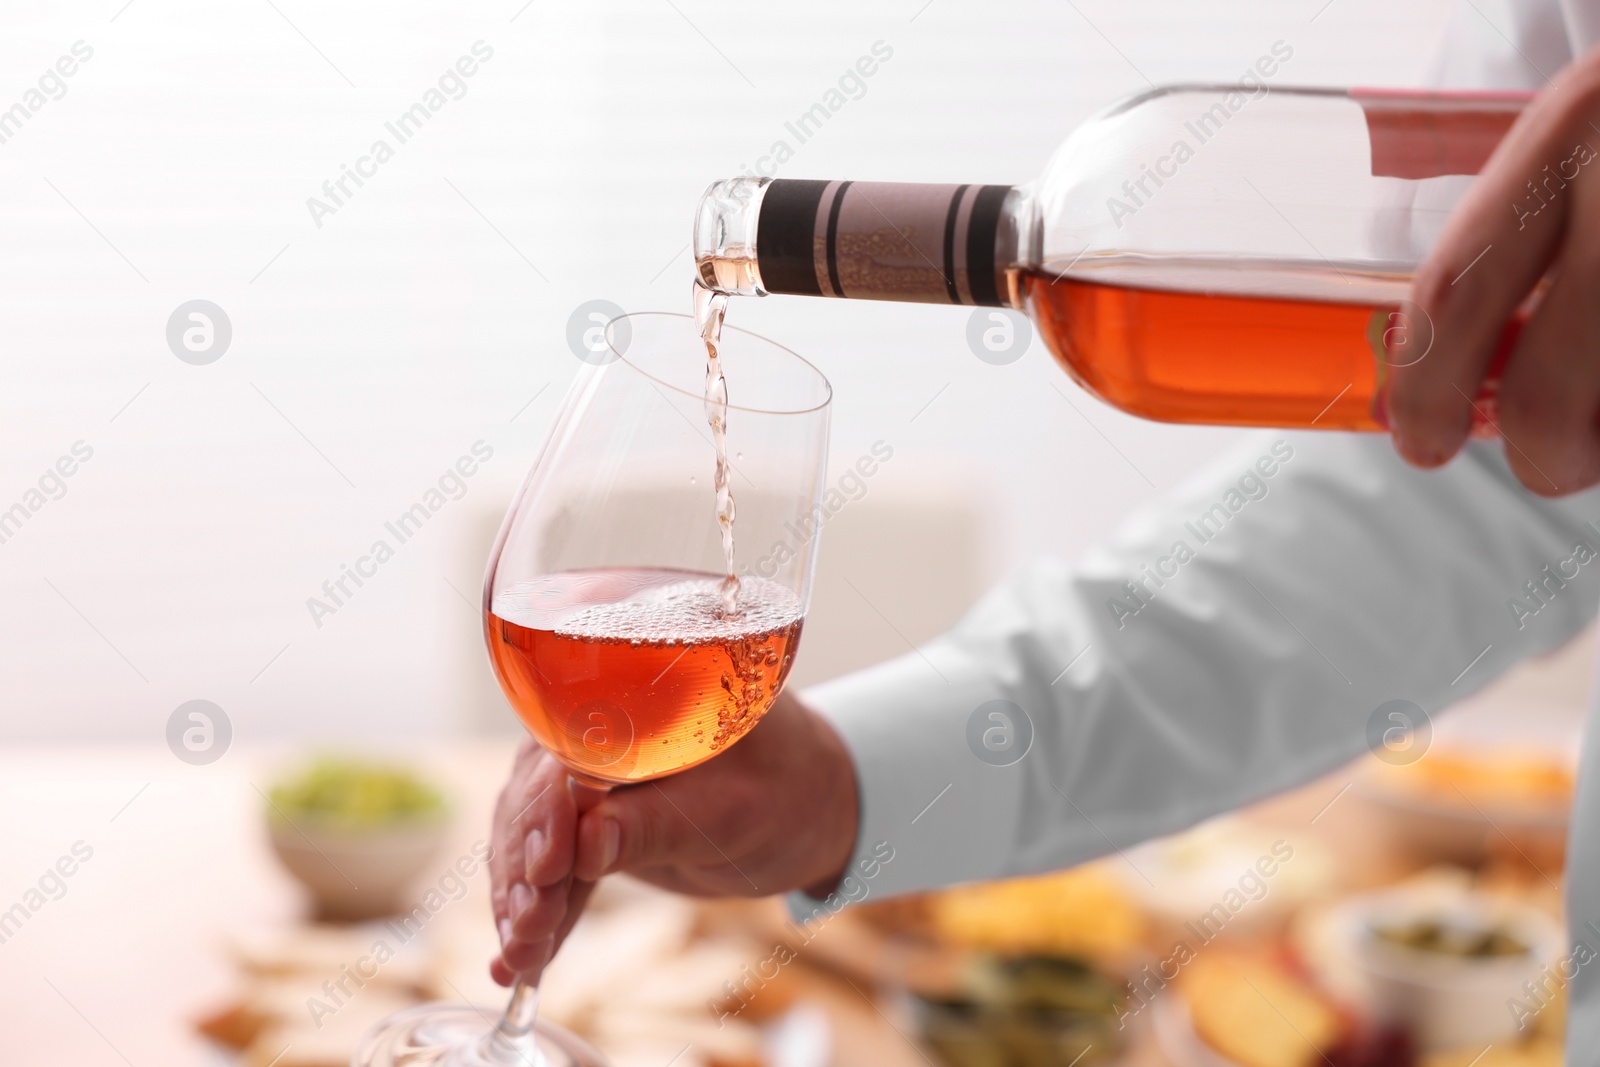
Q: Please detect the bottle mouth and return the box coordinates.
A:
[694,177,770,297]
[603,311,832,416]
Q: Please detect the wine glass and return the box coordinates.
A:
[352,311,832,1066]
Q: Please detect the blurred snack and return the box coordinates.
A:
[1356,710,1577,866]
[1387,751,1573,821]
[532,887,700,1028]
[929,864,1145,961]
[769,977,940,1067]
[196,954,426,1067]
[1158,948,1419,1067]
[913,956,1126,1067]
[591,1011,764,1067]
[1178,952,1343,1067]
[228,925,432,988]
[195,998,266,1049]
[197,925,434,1054]
[704,896,970,1000]
[268,757,448,827]
[202,880,789,1067]
[1118,819,1333,946]
[265,756,452,920]
[850,893,933,938]
[1481,837,1569,907]
[429,877,837,1065]
[1371,916,1527,958]
[1421,1040,1563,1067]
[548,927,779,1063]
[1334,873,1563,1052]
[656,940,801,1022]
[241,987,419,1067]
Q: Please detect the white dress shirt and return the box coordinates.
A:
[799,3,1600,1058]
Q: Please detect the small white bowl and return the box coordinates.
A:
[1340,886,1561,1051]
[268,814,450,921]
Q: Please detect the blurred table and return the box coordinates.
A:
[0,744,514,1067]
[0,742,960,1067]
[0,740,1526,1067]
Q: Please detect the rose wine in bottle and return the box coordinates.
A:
[694,84,1539,432]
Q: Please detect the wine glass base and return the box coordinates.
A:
[352,1003,607,1067]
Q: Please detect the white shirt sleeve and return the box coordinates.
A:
[795,431,1600,909]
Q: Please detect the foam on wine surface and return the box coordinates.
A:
[554,575,802,643]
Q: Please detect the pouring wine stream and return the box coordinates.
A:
[694,278,741,617]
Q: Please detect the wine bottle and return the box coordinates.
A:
[695,84,1538,432]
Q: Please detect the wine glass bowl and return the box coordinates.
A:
[352,311,831,1066]
[484,312,832,787]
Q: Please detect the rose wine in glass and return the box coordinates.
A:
[352,312,831,1067]
[486,567,804,785]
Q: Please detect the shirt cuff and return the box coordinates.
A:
[785,639,1027,920]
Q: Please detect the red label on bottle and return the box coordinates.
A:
[1353,89,1530,179]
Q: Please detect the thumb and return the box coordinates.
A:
[572,785,700,880]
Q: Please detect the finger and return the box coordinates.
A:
[572,785,669,882]
[1495,246,1600,494]
[498,881,599,986]
[510,879,571,942]
[488,740,542,940]
[498,932,554,979]
[509,776,590,950]
[1387,69,1600,465]
[490,955,516,987]
[491,768,593,981]
[575,780,735,882]
[572,802,626,883]
[522,763,578,888]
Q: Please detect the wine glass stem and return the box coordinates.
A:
[497,978,540,1039]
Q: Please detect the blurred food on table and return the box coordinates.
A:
[1355,699,1578,868]
[1419,1041,1562,1067]
[199,733,1581,1067]
[1383,750,1574,820]
[1371,916,1527,958]
[1361,745,1575,852]
[198,873,935,1067]
[927,864,1146,961]
[196,925,431,1067]
[871,808,1571,1067]
[1160,950,1353,1067]
[268,757,448,825]
[1330,872,1563,1052]
[264,756,452,921]
[912,956,1126,1067]
[1117,821,1334,945]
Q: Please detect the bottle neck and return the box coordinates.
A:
[696,178,1024,308]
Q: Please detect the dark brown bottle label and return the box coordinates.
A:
[757,179,1013,307]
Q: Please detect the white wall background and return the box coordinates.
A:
[0,0,1464,742]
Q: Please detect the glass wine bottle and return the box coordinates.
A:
[695,84,1540,432]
